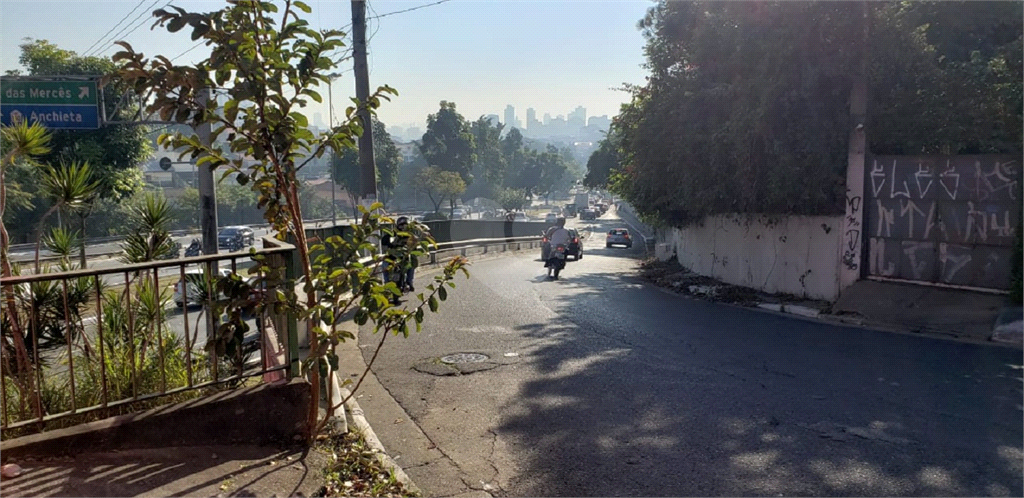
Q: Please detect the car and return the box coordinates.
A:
[606,228,632,248]
[580,209,597,221]
[541,228,583,261]
[508,212,530,222]
[218,226,255,251]
[451,208,466,219]
[544,212,558,224]
[173,268,233,307]
[422,211,448,221]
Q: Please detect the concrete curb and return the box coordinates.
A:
[990,306,1023,345]
[339,388,423,497]
[647,283,1022,349]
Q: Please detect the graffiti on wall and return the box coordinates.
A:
[842,190,862,270]
[865,156,1021,289]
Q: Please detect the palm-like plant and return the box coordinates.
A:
[33,161,100,272]
[1,120,52,419]
[42,226,80,263]
[120,193,180,264]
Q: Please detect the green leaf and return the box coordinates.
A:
[428,296,438,312]
[438,285,447,301]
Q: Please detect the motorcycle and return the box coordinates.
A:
[545,243,567,279]
[157,240,182,260]
[385,257,413,304]
[184,238,202,257]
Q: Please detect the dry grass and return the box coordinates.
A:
[315,431,418,497]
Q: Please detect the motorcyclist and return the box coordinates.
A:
[545,217,571,266]
[381,216,417,293]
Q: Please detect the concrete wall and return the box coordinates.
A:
[667,214,844,301]
[1,379,310,460]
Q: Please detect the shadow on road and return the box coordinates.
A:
[493,250,1023,496]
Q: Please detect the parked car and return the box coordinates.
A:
[173,268,233,307]
[544,212,558,224]
[580,208,597,221]
[509,212,530,222]
[606,228,632,248]
[218,226,255,251]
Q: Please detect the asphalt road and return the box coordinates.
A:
[357,213,1023,497]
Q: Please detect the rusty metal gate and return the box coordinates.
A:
[864,155,1021,290]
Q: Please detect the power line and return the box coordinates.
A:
[116,1,173,50]
[81,0,148,57]
[371,0,450,20]
[171,41,207,62]
[86,0,167,58]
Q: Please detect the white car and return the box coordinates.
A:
[511,212,530,222]
[173,268,233,307]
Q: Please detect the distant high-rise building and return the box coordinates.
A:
[526,108,538,129]
[543,113,552,125]
[313,112,325,128]
[485,114,500,125]
[568,106,586,130]
[504,105,516,128]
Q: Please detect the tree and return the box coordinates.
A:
[420,101,477,185]
[414,166,466,214]
[494,187,528,216]
[114,0,468,442]
[584,131,622,188]
[332,119,401,214]
[470,116,506,188]
[119,193,179,263]
[614,1,1021,228]
[0,120,51,420]
[34,160,100,270]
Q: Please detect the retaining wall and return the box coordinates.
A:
[667,214,844,301]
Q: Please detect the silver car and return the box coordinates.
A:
[606,228,632,248]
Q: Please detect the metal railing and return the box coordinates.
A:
[0,232,543,436]
[0,243,297,434]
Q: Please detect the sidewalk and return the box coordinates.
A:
[830,279,1020,346]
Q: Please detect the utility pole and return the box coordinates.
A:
[194,86,220,349]
[196,86,219,256]
[351,0,378,209]
[839,1,870,292]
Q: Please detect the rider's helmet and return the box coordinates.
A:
[556,217,566,227]
[396,216,409,230]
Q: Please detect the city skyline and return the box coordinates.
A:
[2,0,652,133]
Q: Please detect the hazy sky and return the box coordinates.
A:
[2,0,653,130]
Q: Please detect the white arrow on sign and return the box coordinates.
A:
[78,86,90,99]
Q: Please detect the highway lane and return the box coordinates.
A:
[356,210,1023,497]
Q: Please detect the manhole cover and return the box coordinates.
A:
[441,352,489,364]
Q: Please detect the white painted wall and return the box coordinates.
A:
[667,214,845,301]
